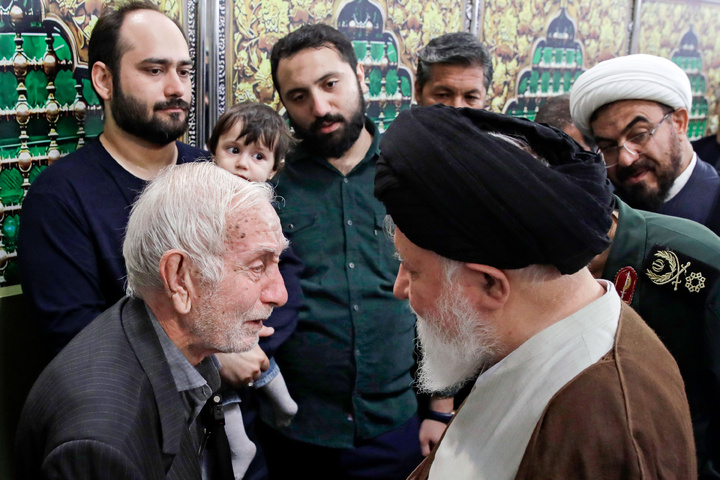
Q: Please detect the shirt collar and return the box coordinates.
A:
[666,152,697,203]
[291,116,380,171]
[146,304,221,424]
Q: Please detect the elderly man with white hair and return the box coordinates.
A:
[571,54,720,235]
[15,162,288,479]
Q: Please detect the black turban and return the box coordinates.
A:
[374,104,614,275]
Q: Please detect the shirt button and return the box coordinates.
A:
[355,349,361,356]
[353,304,359,311]
[347,219,353,226]
[343,178,349,183]
[348,262,355,269]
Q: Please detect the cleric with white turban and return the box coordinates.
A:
[570,54,692,138]
[569,52,720,238]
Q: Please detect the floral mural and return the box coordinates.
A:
[227,0,464,110]
[44,0,182,65]
[0,0,181,287]
[637,0,720,136]
[482,0,632,113]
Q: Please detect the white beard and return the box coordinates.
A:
[414,285,501,395]
[190,291,273,354]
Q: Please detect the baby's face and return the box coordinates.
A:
[215,122,277,182]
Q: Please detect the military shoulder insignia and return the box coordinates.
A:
[614,267,638,304]
[643,245,718,301]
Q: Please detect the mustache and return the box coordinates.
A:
[310,113,346,131]
[616,158,656,182]
[154,98,190,112]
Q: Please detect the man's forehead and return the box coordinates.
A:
[429,63,484,82]
[226,205,284,249]
[119,9,188,57]
[278,46,350,81]
[592,99,663,124]
[284,45,345,64]
[394,227,423,255]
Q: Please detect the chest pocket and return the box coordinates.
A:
[278,212,322,274]
[282,212,318,237]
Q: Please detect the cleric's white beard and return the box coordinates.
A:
[414,285,500,395]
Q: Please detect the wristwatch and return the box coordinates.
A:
[426,410,455,424]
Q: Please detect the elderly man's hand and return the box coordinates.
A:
[419,396,453,456]
[217,326,274,386]
[419,419,448,456]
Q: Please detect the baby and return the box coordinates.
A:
[208,102,300,479]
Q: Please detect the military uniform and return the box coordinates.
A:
[603,198,720,478]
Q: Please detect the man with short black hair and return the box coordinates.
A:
[18,1,207,356]
[375,105,696,479]
[262,23,428,479]
[571,54,720,234]
[415,32,493,108]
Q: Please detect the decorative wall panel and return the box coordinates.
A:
[0,0,185,288]
[482,0,632,116]
[637,0,720,138]
[225,0,465,130]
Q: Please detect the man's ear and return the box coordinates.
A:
[464,263,510,310]
[158,249,196,315]
[356,64,368,94]
[91,61,113,102]
[671,107,690,139]
[414,80,423,105]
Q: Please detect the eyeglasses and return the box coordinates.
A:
[597,112,673,168]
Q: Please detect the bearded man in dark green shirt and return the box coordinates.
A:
[258,24,445,479]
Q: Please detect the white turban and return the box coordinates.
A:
[570,54,692,138]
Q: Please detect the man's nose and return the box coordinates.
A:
[393,264,410,300]
[311,94,332,117]
[262,264,288,308]
[451,96,466,109]
[165,69,188,98]
[616,142,640,168]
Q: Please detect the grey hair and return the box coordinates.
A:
[441,252,559,288]
[123,162,275,298]
[489,132,550,166]
[416,32,493,92]
[440,256,463,285]
[535,94,596,150]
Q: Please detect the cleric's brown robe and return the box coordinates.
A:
[408,304,696,480]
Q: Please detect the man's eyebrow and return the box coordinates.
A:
[140,58,193,67]
[432,84,482,95]
[247,238,290,258]
[394,251,414,270]
[594,115,651,144]
[284,71,343,98]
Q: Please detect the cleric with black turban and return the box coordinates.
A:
[374,104,614,275]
